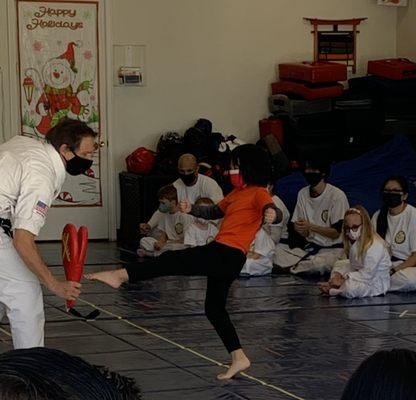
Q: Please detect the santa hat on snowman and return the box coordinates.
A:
[58,42,78,73]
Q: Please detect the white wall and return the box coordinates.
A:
[397,0,416,59]
[110,0,397,175]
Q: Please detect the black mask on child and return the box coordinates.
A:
[382,192,403,209]
[303,172,323,188]
[65,152,93,176]
[179,172,197,186]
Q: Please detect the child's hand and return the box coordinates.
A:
[179,199,192,214]
[140,223,151,234]
[329,272,345,288]
[154,241,164,251]
[263,207,277,224]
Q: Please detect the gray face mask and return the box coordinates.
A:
[158,202,172,213]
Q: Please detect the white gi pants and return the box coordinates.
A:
[276,243,344,275]
[0,232,44,349]
[390,268,416,292]
[329,259,390,298]
[240,256,273,276]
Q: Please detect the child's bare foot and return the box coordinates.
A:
[84,269,129,289]
[318,282,330,295]
[217,349,251,380]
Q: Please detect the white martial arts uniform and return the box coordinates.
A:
[372,205,416,292]
[140,211,194,255]
[184,220,219,247]
[240,195,289,276]
[0,135,66,349]
[147,174,223,229]
[287,183,349,275]
[329,239,391,298]
[240,228,276,276]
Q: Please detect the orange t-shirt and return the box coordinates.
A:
[215,186,274,254]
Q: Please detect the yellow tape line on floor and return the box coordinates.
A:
[78,297,305,400]
[0,326,11,337]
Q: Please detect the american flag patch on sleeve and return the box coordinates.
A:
[34,200,49,217]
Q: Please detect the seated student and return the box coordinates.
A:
[275,159,349,275]
[184,197,219,247]
[241,184,290,276]
[319,206,391,298]
[240,228,275,277]
[341,349,416,400]
[0,347,140,400]
[138,184,193,257]
[140,153,224,235]
[372,176,416,292]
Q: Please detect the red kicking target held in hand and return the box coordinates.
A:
[62,224,88,311]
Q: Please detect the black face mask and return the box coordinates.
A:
[65,152,93,176]
[383,192,403,209]
[303,172,323,188]
[179,172,197,186]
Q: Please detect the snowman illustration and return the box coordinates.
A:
[25,42,93,135]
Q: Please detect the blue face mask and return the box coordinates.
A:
[158,202,172,214]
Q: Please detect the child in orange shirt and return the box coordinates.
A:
[86,144,281,380]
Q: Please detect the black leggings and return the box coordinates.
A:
[125,241,246,353]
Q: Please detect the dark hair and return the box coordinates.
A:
[299,158,331,177]
[157,184,178,202]
[0,347,141,399]
[341,349,416,400]
[231,144,270,187]
[46,118,97,151]
[376,175,409,239]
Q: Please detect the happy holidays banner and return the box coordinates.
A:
[17,0,102,206]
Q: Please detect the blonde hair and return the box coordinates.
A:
[195,197,214,206]
[343,205,382,261]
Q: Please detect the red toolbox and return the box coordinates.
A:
[271,80,344,100]
[368,58,416,80]
[279,62,347,84]
[259,118,284,145]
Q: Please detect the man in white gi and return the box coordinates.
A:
[274,160,349,275]
[140,153,224,234]
[0,118,97,348]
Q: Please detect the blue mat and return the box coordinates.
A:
[275,135,416,215]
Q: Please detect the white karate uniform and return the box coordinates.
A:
[140,211,194,255]
[147,174,223,229]
[240,228,276,276]
[184,221,219,247]
[329,239,391,298]
[372,205,416,292]
[0,135,66,348]
[288,183,349,275]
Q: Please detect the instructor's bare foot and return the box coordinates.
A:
[84,269,128,289]
[217,349,251,380]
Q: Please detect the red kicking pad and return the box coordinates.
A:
[62,224,99,320]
